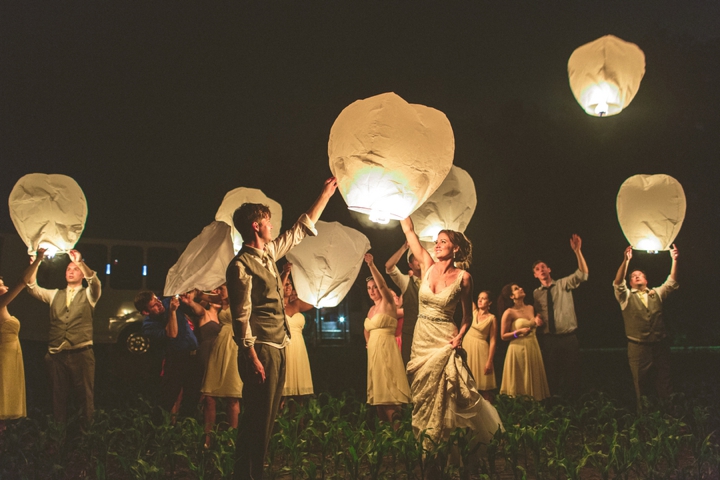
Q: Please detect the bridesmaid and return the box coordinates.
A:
[0,248,45,427]
[464,291,497,401]
[363,253,411,427]
[280,263,315,412]
[497,283,550,401]
[197,286,242,448]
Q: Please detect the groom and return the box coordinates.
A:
[228,177,337,480]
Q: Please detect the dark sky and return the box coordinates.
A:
[1,1,719,346]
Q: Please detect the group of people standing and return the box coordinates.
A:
[0,173,680,480]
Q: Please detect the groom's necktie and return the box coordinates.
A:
[545,284,556,334]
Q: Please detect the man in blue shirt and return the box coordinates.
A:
[135,291,202,418]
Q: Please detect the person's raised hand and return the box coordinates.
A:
[570,234,582,252]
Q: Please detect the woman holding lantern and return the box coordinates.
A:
[0,248,46,425]
[280,263,315,409]
[363,253,411,427]
[497,283,550,401]
[400,217,502,448]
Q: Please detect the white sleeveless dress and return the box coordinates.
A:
[408,266,503,447]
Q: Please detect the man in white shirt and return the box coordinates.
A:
[26,249,102,423]
[532,234,588,398]
[228,177,337,480]
[613,245,678,407]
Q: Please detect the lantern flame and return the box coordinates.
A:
[636,236,662,253]
[39,242,59,259]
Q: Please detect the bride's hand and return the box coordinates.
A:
[449,334,462,349]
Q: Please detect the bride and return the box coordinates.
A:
[400,217,502,447]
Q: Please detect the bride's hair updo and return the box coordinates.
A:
[438,229,472,270]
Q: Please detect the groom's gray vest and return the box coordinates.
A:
[236,248,290,344]
[48,288,94,348]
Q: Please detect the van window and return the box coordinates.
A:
[110,245,143,290]
[146,247,180,292]
[75,243,108,285]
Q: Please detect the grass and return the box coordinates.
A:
[1,389,719,479]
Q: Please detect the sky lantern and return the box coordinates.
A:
[616,174,686,253]
[215,187,283,253]
[8,173,87,257]
[410,165,476,244]
[568,35,645,117]
[328,92,454,224]
[164,221,235,296]
[286,221,370,308]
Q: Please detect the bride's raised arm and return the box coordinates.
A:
[400,217,434,272]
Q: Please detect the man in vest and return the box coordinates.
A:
[26,249,101,423]
[228,177,337,480]
[385,241,422,365]
[613,244,679,407]
[532,234,589,398]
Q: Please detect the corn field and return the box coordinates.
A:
[1,390,719,479]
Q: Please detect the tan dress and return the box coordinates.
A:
[464,311,497,390]
[0,317,26,419]
[365,313,411,405]
[408,266,503,447]
[201,308,243,398]
[283,313,314,396]
[500,318,550,401]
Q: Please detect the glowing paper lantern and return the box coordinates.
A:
[286,221,370,308]
[164,221,235,296]
[568,35,645,117]
[8,173,88,257]
[616,174,686,252]
[215,188,283,253]
[328,92,454,224]
[410,166,476,243]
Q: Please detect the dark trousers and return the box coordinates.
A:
[45,347,95,423]
[234,344,286,480]
[401,332,413,365]
[160,350,203,417]
[627,339,671,406]
[538,332,581,398]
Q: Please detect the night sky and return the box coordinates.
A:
[2,1,719,347]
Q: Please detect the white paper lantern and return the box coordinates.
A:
[215,188,283,253]
[164,221,235,296]
[328,92,454,224]
[616,174,686,252]
[568,35,645,117]
[286,221,370,308]
[410,166,476,243]
[8,173,88,257]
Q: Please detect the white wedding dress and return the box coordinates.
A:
[407,266,503,447]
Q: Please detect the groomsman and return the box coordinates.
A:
[385,242,422,364]
[613,245,678,408]
[532,234,588,398]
